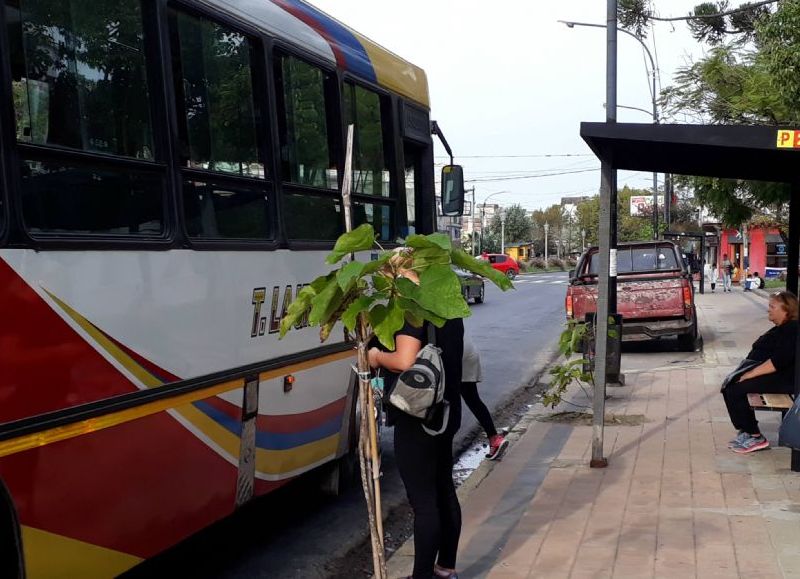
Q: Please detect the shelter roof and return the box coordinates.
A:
[580,123,800,183]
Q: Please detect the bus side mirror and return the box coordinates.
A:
[441,165,465,216]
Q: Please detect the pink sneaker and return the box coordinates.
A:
[486,434,509,460]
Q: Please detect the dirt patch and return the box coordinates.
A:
[536,411,648,426]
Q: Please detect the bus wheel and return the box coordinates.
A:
[0,480,24,579]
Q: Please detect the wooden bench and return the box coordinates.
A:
[748,393,800,472]
[747,393,794,415]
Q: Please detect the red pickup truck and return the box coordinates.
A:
[565,241,699,351]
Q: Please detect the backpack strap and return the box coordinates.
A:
[427,322,437,346]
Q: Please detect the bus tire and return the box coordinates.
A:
[0,480,24,579]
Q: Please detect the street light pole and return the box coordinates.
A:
[479,190,509,254]
[582,228,586,251]
[561,19,660,239]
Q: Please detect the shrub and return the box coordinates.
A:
[567,257,578,268]
[548,257,565,270]
[529,257,547,270]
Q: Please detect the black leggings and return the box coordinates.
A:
[394,413,461,578]
[722,372,794,434]
[460,381,497,438]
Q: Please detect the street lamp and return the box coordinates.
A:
[479,190,509,254]
[582,228,586,251]
[560,19,660,239]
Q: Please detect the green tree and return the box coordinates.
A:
[620,1,794,226]
[487,204,533,245]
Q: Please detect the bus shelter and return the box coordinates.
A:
[580,122,800,470]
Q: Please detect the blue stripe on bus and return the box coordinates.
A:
[192,400,343,450]
[279,0,376,82]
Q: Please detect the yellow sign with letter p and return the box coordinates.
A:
[777,129,800,148]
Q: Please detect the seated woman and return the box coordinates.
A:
[723,290,799,453]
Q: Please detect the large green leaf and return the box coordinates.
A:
[342,295,377,332]
[415,264,471,319]
[361,253,391,275]
[451,249,514,291]
[279,284,315,337]
[397,296,445,328]
[411,246,451,269]
[326,224,376,264]
[308,277,344,326]
[405,233,452,251]
[337,260,366,290]
[369,299,406,350]
[279,272,334,337]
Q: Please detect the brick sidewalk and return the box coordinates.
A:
[387,290,800,578]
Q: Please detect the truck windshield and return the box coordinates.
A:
[588,246,680,274]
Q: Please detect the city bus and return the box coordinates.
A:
[0,0,447,576]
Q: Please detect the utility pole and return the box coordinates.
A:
[500,209,506,254]
[466,187,476,255]
[544,222,549,264]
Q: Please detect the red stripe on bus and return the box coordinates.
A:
[0,259,136,423]
[203,395,348,435]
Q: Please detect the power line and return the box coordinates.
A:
[465,167,600,183]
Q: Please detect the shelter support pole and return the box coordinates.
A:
[592,159,613,469]
[791,183,800,472]
[789,185,799,296]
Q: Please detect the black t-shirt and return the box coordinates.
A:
[375,318,464,430]
[746,320,798,376]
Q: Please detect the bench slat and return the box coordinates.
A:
[763,394,794,409]
[748,393,767,407]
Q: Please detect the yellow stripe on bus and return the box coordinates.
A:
[255,434,340,476]
[23,525,142,579]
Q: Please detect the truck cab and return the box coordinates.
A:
[565,241,699,351]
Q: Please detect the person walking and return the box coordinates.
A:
[722,290,799,453]
[367,256,464,579]
[721,253,733,292]
[461,335,508,460]
[705,261,719,292]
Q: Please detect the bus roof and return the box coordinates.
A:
[201,0,430,108]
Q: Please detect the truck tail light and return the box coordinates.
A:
[566,287,574,319]
[683,284,692,313]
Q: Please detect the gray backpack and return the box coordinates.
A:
[388,324,449,435]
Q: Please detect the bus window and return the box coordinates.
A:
[21,160,163,235]
[283,192,343,240]
[343,83,390,198]
[170,9,263,178]
[6,0,154,160]
[403,144,422,237]
[183,180,271,239]
[353,201,392,241]
[275,54,337,189]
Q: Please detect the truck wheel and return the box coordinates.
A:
[678,322,699,352]
[0,481,24,579]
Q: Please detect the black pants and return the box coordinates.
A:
[394,413,461,578]
[722,372,793,434]
[461,381,497,438]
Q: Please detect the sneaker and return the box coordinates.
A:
[486,435,509,460]
[733,435,769,454]
[728,431,749,449]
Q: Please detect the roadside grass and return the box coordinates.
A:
[764,279,786,289]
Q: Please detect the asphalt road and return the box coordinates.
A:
[125,272,570,579]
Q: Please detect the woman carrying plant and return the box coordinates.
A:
[723,290,799,453]
[368,258,464,579]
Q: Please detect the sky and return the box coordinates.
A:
[307,0,708,212]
